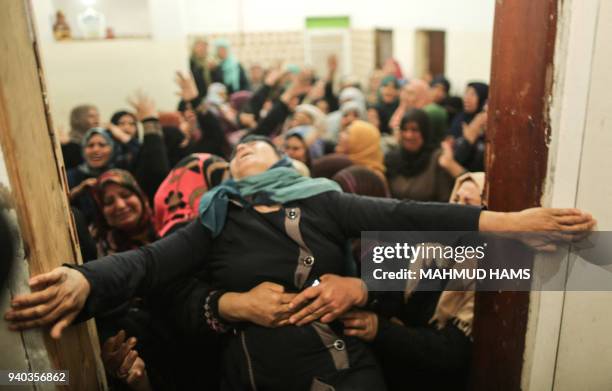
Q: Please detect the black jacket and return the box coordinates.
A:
[75,192,481,390]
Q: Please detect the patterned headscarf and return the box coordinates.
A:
[91,169,157,255]
[154,154,229,237]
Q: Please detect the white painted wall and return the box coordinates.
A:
[523,0,612,390]
[32,0,493,132]
[32,0,189,131]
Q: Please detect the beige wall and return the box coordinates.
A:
[38,39,189,132]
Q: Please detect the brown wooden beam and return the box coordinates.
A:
[470,0,558,389]
[0,1,106,389]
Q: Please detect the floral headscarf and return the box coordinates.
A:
[91,169,157,255]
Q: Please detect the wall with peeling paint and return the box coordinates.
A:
[524,0,612,389]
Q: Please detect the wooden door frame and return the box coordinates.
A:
[0,1,106,389]
[470,0,558,389]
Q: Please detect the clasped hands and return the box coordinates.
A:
[218,274,369,328]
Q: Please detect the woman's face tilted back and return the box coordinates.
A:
[230,140,281,180]
[101,183,143,230]
[84,134,113,168]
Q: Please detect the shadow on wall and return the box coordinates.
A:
[0,192,15,287]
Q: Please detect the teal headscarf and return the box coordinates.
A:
[214,38,241,92]
[199,157,341,237]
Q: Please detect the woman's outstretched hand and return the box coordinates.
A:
[480,208,595,233]
[288,275,368,326]
[480,208,597,251]
[4,266,90,339]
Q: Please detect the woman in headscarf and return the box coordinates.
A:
[389,79,448,143]
[335,120,386,181]
[204,82,240,135]
[325,86,367,142]
[212,39,250,94]
[8,134,596,390]
[68,95,171,223]
[109,110,141,168]
[189,39,214,98]
[447,82,489,139]
[67,128,116,187]
[375,76,400,135]
[453,104,488,173]
[385,109,455,202]
[91,169,188,391]
[333,166,389,199]
[91,169,158,256]
[339,172,486,391]
[153,153,229,237]
[61,104,100,169]
[382,58,404,81]
[283,129,311,167]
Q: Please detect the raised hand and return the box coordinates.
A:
[102,330,151,391]
[128,91,158,121]
[4,266,91,339]
[175,71,199,102]
[105,122,132,144]
[264,67,284,87]
[327,54,338,75]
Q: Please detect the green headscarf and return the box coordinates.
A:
[214,38,241,92]
[199,158,341,237]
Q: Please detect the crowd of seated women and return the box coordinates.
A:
[41,38,554,391]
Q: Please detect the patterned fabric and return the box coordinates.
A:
[91,169,157,255]
[154,154,229,237]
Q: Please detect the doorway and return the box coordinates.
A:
[415,29,446,79]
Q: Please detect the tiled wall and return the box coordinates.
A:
[190,32,305,69]
[190,29,377,86]
[350,29,376,89]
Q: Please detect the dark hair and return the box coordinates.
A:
[466,82,489,112]
[110,110,137,126]
[231,134,282,159]
[284,133,312,168]
[400,109,431,145]
[431,75,451,93]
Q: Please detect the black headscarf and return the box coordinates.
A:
[430,75,451,94]
[447,82,489,138]
[385,109,436,178]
